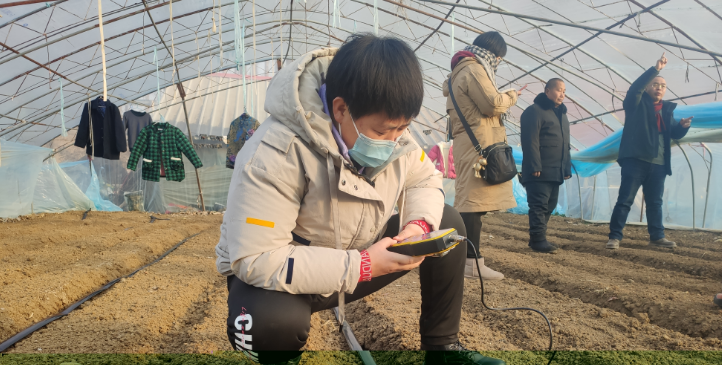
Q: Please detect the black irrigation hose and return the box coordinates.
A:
[413,0,461,52]
[0,230,205,353]
[466,239,557,365]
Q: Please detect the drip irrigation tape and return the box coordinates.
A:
[332,307,377,365]
[0,230,205,353]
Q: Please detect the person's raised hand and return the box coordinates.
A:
[656,52,668,71]
[679,116,693,128]
[533,171,541,177]
[366,237,425,278]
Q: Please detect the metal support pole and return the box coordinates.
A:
[591,175,597,221]
[701,143,713,228]
[676,142,696,229]
[572,165,583,220]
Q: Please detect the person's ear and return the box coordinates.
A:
[332,97,349,125]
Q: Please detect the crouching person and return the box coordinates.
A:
[215,34,506,365]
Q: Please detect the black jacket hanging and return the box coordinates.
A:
[74,97,127,160]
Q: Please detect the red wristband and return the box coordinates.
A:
[359,250,372,282]
[404,220,431,234]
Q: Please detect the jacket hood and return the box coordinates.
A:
[451,51,475,71]
[264,48,417,172]
[534,92,568,114]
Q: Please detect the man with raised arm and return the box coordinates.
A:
[606,53,692,250]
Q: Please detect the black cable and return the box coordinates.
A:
[465,238,557,365]
[413,0,461,52]
[283,0,293,64]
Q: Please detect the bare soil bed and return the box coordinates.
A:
[2,211,721,360]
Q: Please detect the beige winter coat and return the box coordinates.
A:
[443,57,518,213]
[215,48,444,296]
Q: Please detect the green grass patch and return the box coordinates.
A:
[1,351,721,365]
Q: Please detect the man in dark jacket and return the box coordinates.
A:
[520,78,572,253]
[607,53,692,250]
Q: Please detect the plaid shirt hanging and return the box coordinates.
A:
[127,122,203,182]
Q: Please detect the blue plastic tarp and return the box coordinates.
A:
[59,160,122,212]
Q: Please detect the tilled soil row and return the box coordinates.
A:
[0,212,222,343]
[5,214,349,360]
[482,244,722,342]
[484,213,722,253]
[482,218,722,281]
[347,265,720,353]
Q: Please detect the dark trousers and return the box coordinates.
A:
[609,158,667,241]
[525,181,560,240]
[460,212,486,259]
[226,204,467,362]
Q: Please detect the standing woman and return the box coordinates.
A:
[443,32,519,280]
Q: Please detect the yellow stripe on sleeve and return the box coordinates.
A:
[420,150,426,162]
[246,217,275,228]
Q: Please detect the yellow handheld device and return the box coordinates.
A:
[387,228,464,257]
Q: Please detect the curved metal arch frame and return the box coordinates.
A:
[4,9,616,143]
[1,0,721,147]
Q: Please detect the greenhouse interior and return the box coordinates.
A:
[2,0,722,230]
[2,0,722,362]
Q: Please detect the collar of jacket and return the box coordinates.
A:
[90,97,112,109]
[534,92,567,114]
[641,92,677,113]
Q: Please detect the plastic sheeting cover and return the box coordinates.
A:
[59,160,122,212]
[0,139,50,218]
[32,158,95,214]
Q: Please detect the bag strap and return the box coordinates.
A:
[448,76,483,156]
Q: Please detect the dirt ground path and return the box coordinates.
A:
[2,212,349,362]
[2,211,721,357]
[345,213,722,352]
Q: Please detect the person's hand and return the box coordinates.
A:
[516,84,528,97]
[679,116,693,128]
[564,176,572,180]
[393,222,426,242]
[655,52,667,71]
[87,154,93,161]
[533,171,541,177]
[366,237,425,278]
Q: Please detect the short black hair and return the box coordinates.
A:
[472,32,507,58]
[325,33,423,121]
[545,78,565,91]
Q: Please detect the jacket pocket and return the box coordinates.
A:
[170,156,183,170]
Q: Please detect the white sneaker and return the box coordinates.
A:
[464,257,504,281]
[606,239,620,249]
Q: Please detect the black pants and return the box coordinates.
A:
[226,204,467,362]
[525,181,560,240]
[459,212,486,259]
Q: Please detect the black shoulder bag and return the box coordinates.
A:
[448,76,517,185]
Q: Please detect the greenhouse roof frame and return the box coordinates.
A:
[0,0,720,149]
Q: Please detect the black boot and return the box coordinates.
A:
[422,341,506,365]
[529,234,558,253]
